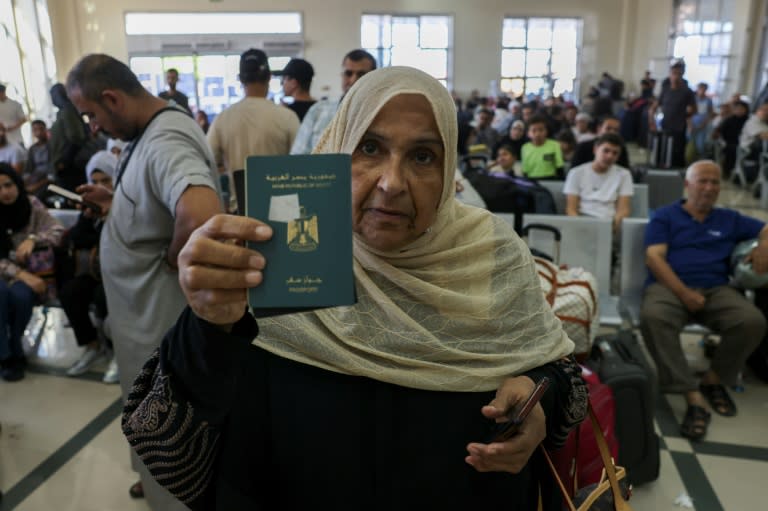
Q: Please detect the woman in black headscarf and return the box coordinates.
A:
[0,163,64,381]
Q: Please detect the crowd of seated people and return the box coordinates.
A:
[0,85,128,383]
[451,62,768,187]
[0,163,64,381]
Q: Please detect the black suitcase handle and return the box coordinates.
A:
[521,223,562,241]
[461,154,489,164]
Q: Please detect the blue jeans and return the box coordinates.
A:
[0,280,37,361]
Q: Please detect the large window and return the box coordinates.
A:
[670,0,734,97]
[361,14,452,88]
[0,0,57,143]
[129,55,292,117]
[500,17,582,100]
[125,12,303,117]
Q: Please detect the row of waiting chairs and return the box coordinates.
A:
[501,213,713,342]
[49,207,706,359]
[48,206,637,328]
[537,181,649,218]
[497,213,621,327]
[730,144,768,208]
[536,169,687,219]
[495,213,695,334]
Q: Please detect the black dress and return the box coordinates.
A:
[123,308,586,510]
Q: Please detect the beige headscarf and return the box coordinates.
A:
[253,67,573,392]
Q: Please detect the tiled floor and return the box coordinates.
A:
[5,334,767,511]
[636,344,768,511]
[1,370,148,511]
[2,155,767,511]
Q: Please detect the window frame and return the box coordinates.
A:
[128,53,297,117]
[0,0,57,142]
[124,12,305,115]
[500,16,583,101]
[361,13,454,89]
[668,0,734,98]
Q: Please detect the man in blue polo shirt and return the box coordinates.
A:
[640,160,768,441]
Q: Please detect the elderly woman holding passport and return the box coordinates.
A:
[123,67,586,510]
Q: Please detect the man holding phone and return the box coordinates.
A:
[66,54,222,510]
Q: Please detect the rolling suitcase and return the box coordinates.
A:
[648,132,674,169]
[586,330,660,485]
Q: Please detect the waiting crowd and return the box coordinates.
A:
[1,48,768,511]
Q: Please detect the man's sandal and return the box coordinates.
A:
[700,383,738,416]
[680,404,711,441]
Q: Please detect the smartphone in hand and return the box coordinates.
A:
[487,377,550,443]
[47,184,102,214]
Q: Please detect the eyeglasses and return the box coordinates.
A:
[342,69,368,79]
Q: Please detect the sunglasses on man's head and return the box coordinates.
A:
[343,69,368,79]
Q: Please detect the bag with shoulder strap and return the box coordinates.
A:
[26,245,57,303]
[541,403,634,511]
[549,366,620,498]
[22,305,81,368]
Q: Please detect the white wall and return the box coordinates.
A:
[47,0,763,99]
[48,0,634,98]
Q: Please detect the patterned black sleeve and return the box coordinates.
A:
[121,307,258,508]
[122,350,220,506]
[523,356,588,448]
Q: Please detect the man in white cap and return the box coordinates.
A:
[572,112,595,143]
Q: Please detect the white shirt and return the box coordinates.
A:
[0,142,26,166]
[290,98,339,154]
[101,109,220,347]
[0,97,26,146]
[563,162,634,219]
[207,96,299,173]
[572,128,596,143]
[739,114,768,150]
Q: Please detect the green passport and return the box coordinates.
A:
[244,154,356,313]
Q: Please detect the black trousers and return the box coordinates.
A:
[58,274,107,347]
[723,143,739,176]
